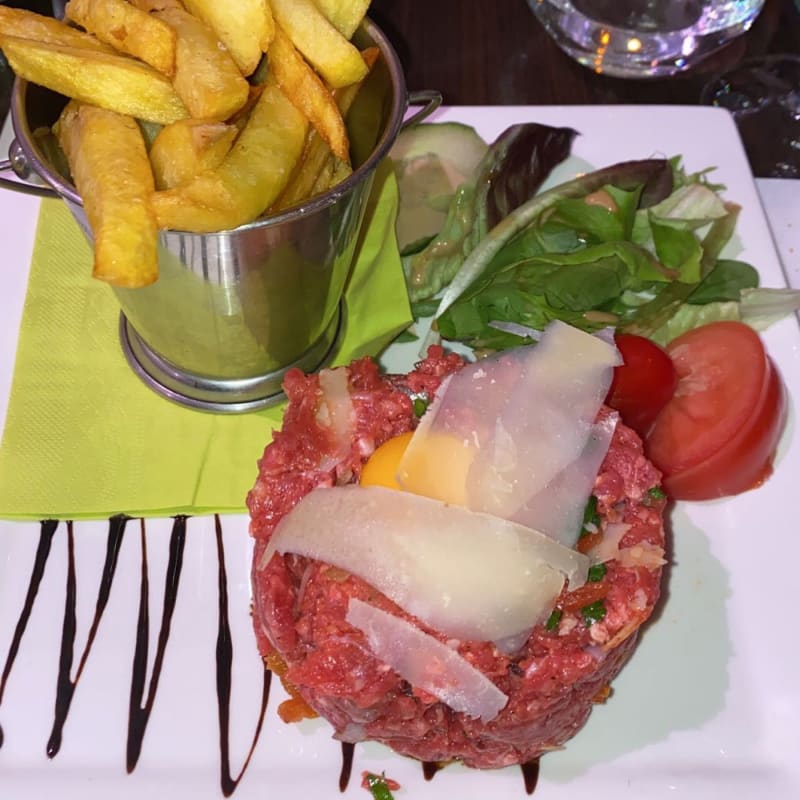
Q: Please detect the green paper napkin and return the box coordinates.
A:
[0,162,411,520]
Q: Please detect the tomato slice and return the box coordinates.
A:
[645,321,787,501]
[606,334,678,437]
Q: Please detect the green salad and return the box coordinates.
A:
[390,121,800,351]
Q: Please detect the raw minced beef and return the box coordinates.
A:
[247,346,666,769]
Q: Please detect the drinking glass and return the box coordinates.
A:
[528,0,767,78]
[701,54,800,177]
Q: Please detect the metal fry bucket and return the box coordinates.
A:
[3,20,434,413]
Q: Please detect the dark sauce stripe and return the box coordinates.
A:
[127,516,186,772]
[47,517,127,757]
[0,520,59,749]
[215,514,271,797]
[422,761,441,781]
[521,759,540,795]
[339,741,355,792]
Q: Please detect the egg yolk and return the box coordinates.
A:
[360,432,414,490]
[360,430,476,507]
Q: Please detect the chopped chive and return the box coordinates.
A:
[579,495,600,538]
[587,563,607,582]
[545,609,562,631]
[647,486,666,501]
[581,600,607,626]
[412,396,429,417]
[362,772,397,800]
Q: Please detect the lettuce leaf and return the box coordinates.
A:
[432,153,794,350]
[402,123,577,302]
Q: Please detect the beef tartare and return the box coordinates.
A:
[248,338,666,769]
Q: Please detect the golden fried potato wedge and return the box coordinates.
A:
[329,156,353,186]
[272,47,378,211]
[269,26,348,161]
[181,0,274,76]
[55,101,158,288]
[149,119,237,189]
[314,0,370,38]
[155,7,249,121]
[0,6,114,53]
[152,78,308,232]
[0,35,188,124]
[64,0,177,76]
[269,0,367,88]
[128,0,184,10]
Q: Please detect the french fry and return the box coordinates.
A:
[155,7,249,121]
[149,119,238,189]
[0,6,114,53]
[55,101,158,288]
[314,0,371,38]
[64,0,177,77]
[269,0,367,89]
[152,78,308,232]
[0,35,188,124]
[269,25,348,161]
[329,157,353,186]
[128,0,184,10]
[308,155,335,197]
[273,47,378,211]
[180,0,274,76]
[309,156,352,197]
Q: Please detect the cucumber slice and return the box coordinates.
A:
[390,122,487,253]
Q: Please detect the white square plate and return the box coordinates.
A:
[0,106,798,800]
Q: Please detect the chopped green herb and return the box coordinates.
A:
[579,495,600,538]
[581,599,607,626]
[587,563,607,582]
[647,486,667,501]
[362,772,398,800]
[412,397,430,417]
[545,609,562,631]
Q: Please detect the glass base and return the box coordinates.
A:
[529,0,766,78]
[701,55,800,178]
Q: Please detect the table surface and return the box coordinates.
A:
[369,0,800,178]
[370,0,799,106]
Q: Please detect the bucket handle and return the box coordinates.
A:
[0,139,59,198]
[0,91,443,199]
[403,90,443,129]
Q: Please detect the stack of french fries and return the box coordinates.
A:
[0,0,376,287]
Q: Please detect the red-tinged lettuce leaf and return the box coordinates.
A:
[483,124,578,230]
[403,123,577,302]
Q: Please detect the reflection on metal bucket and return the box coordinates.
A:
[7,18,412,413]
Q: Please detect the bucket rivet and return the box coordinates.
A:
[9,140,31,180]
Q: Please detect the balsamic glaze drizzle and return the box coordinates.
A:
[214,514,271,797]
[126,516,186,772]
[422,761,441,781]
[2,517,543,798]
[48,516,127,757]
[339,741,355,792]
[0,520,59,749]
[520,759,541,795]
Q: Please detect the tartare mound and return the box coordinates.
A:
[247,347,666,769]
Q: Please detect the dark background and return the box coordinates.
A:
[369,0,800,106]
[3,0,800,176]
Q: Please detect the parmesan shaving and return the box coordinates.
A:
[346,598,508,722]
[397,321,620,546]
[265,485,590,646]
